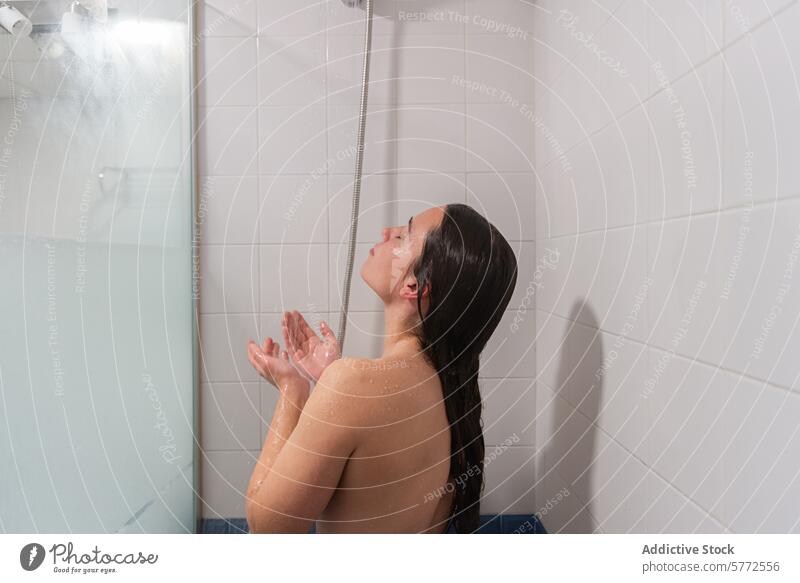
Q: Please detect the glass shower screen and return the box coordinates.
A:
[0,1,197,533]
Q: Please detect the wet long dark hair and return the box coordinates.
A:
[407,203,518,533]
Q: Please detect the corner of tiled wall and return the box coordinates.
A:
[533,0,800,534]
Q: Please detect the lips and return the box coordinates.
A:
[370,246,375,255]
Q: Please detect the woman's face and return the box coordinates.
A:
[360,206,445,303]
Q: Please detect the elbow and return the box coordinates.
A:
[245,500,312,534]
[246,510,270,534]
[245,496,265,534]
[247,517,265,534]
[245,497,281,534]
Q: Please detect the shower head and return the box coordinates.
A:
[48,2,118,66]
[0,4,33,37]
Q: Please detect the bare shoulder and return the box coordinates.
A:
[289,360,366,446]
[309,355,440,430]
[315,356,418,397]
[316,357,367,386]
[311,357,374,402]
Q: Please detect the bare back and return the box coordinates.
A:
[315,355,454,533]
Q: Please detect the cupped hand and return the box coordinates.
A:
[282,310,341,383]
[246,335,306,394]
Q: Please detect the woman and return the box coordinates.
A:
[244,203,518,533]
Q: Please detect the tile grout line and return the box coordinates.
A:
[536,192,800,242]
[538,379,731,531]
[535,307,800,396]
[254,10,265,440]
[536,0,799,169]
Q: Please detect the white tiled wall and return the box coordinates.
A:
[534,0,800,533]
[196,0,537,521]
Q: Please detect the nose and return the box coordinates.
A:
[381,227,389,242]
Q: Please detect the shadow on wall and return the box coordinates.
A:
[539,300,604,533]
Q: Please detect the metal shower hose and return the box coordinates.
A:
[336,0,374,351]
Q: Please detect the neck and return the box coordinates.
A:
[382,303,421,359]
